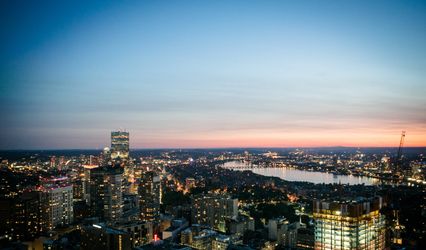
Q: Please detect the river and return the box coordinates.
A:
[221,161,380,185]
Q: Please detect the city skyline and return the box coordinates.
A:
[1,0,426,149]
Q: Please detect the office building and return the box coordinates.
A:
[90,165,124,222]
[39,177,73,231]
[139,171,161,222]
[111,131,129,160]
[82,164,98,204]
[192,194,238,232]
[2,191,41,241]
[313,196,386,250]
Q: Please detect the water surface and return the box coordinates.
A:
[222,161,379,185]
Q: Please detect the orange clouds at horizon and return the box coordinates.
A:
[130,129,426,148]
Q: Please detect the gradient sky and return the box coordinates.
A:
[1,0,426,149]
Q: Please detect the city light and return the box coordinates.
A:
[1,1,425,249]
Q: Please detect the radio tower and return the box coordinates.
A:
[395,131,405,176]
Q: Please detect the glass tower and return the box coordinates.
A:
[111,131,129,159]
[313,196,386,250]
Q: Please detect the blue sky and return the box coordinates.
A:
[1,0,425,149]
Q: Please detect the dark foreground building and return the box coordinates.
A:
[81,224,131,250]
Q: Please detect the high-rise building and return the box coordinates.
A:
[71,174,84,201]
[111,131,129,160]
[90,165,124,222]
[191,194,238,232]
[82,164,99,204]
[313,196,386,250]
[2,191,42,241]
[139,171,161,222]
[39,177,73,231]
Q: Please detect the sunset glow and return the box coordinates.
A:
[1,1,425,149]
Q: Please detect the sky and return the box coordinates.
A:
[1,0,426,149]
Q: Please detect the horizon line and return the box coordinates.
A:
[1,146,425,151]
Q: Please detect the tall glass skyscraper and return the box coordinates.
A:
[111,131,129,159]
[313,196,386,250]
[138,171,161,222]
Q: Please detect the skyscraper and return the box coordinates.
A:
[138,171,161,222]
[3,191,42,241]
[90,165,124,222]
[313,196,386,250]
[111,131,129,160]
[82,164,99,204]
[39,177,73,231]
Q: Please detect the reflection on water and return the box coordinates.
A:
[222,161,379,185]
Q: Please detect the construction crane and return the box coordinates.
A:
[395,131,406,176]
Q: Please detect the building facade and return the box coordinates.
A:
[90,165,124,222]
[226,215,255,237]
[139,171,161,222]
[111,131,129,160]
[40,177,73,231]
[82,164,99,204]
[313,197,386,250]
[191,194,238,232]
[2,191,42,241]
[268,218,300,247]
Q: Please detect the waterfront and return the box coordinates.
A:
[222,161,380,185]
